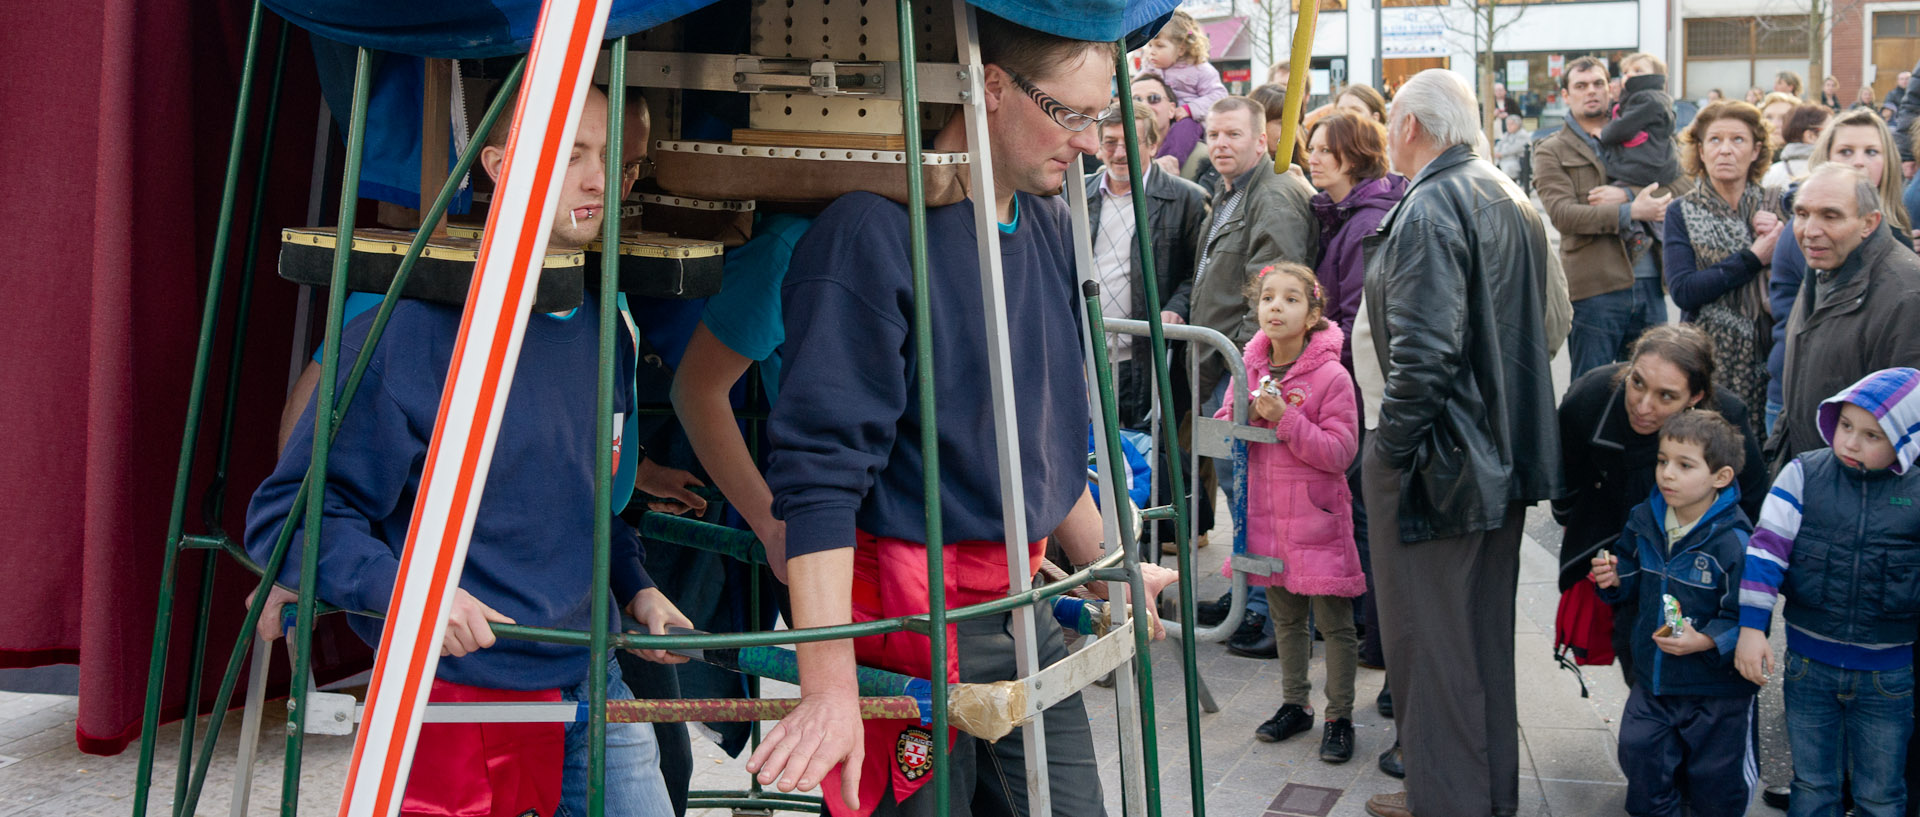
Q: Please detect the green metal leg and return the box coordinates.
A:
[132,4,267,814]
[1111,56,1202,816]
[590,37,630,817]
[893,1,948,813]
[282,45,372,817]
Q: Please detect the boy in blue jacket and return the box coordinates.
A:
[1736,367,1920,817]
[1591,409,1758,817]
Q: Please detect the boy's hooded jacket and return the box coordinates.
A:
[1597,484,1758,697]
[1742,367,1920,669]
[1214,323,1363,596]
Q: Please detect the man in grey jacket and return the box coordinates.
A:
[1187,95,1320,405]
[1359,69,1562,817]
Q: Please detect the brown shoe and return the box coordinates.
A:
[1195,532,1210,548]
[1366,792,1412,817]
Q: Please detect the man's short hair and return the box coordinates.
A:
[1803,163,1883,218]
[1390,69,1481,150]
[1102,105,1163,148]
[1132,71,1178,106]
[1560,56,1608,90]
[977,10,1118,84]
[1621,52,1666,76]
[1212,95,1266,128]
[1660,410,1746,475]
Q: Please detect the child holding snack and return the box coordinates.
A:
[1144,11,1228,126]
[1590,410,1759,817]
[1736,367,1920,817]
[1214,263,1362,763]
[1600,53,1681,256]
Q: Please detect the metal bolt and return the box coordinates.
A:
[958,90,971,101]
[661,65,671,75]
[870,73,883,84]
[810,76,825,87]
[334,711,348,722]
[734,72,746,83]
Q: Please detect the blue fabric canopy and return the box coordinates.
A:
[267,0,1178,57]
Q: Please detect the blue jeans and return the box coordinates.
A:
[1783,651,1915,817]
[1568,266,1669,379]
[1201,376,1269,624]
[1766,399,1782,438]
[557,655,675,817]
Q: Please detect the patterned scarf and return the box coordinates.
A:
[1676,180,1779,413]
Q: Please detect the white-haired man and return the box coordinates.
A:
[1354,69,1563,817]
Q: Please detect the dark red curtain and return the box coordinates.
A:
[0,0,344,754]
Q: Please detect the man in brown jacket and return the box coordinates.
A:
[1532,56,1677,377]
[1767,164,1920,468]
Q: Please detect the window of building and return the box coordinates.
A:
[1681,16,1811,99]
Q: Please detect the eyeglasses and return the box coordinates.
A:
[621,156,654,183]
[1132,93,1167,106]
[1004,69,1115,133]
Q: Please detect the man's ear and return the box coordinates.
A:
[1862,209,1884,238]
[480,144,506,186]
[982,65,1007,115]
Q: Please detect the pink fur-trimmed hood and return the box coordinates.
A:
[1239,323,1346,392]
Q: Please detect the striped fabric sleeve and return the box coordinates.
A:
[1741,459,1806,630]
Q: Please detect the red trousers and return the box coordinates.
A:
[398,680,565,817]
[822,531,1044,817]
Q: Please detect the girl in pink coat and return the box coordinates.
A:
[1214,263,1364,762]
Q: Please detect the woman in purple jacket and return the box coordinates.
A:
[1304,110,1406,375]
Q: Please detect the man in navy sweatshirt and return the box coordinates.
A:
[745,11,1176,817]
[245,86,690,817]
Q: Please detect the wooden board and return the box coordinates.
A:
[730,129,907,150]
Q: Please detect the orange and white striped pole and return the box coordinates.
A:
[334,1,612,815]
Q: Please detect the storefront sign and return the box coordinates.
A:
[1380,7,1448,59]
[1548,54,1564,78]
[1507,59,1529,94]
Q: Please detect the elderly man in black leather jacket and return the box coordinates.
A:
[1356,69,1563,817]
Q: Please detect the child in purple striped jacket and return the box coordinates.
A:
[1736,367,1920,817]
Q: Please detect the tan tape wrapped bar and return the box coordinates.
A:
[945,680,1026,743]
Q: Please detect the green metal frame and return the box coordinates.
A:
[126,0,1310,813]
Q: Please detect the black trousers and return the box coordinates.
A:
[1618,685,1757,817]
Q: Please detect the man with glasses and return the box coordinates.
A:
[751,9,1175,817]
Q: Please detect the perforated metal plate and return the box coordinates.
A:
[748,0,956,133]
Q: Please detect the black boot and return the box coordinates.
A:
[1378,742,1405,779]
[1227,613,1277,659]
[1376,683,1393,719]
[1196,591,1232,627]
[1254,703,1314,743]
[1320,718,1355,763]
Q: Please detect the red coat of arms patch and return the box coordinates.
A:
[895,726,933,781]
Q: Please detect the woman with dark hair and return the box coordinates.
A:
[1554,324,1770,683]
[1304,110,1402,371]
[1664,100,1783,417]
[1761,102,1831,188]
